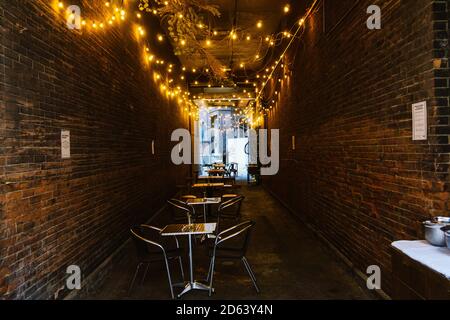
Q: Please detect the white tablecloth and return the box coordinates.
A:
[392,240,450,279]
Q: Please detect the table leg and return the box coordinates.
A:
[189,234,194,283]
[177,233,214,298]
[178,234,194,298]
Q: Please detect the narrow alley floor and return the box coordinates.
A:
[86,185,374,300]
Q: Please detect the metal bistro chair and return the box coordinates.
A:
[224,163,232,177]
[229,162,238,177]
[216,195,244,231]
[206,221,259,296]
[129,225,185,299]
[167,198,196,224]
[168,199,204,242]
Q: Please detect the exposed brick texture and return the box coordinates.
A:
[263,0,449,295]
[1,0,189,299]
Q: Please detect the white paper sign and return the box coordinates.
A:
[412,101,427,141]
[61,130,71,159]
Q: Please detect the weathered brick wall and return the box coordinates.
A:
[1,0,189,299]
[264,0,449,295]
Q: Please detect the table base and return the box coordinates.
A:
[177,281,214,298]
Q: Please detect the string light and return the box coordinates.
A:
[47,0,319,120]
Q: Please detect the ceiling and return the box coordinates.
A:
[167,0,285,78]
[158,0,287,108]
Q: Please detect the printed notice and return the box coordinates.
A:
[61,130,71,159]
[412,101,427,141]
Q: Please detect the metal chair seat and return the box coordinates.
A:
[143,247,185,261]
[208,246,245,259]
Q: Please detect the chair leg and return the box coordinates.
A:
[141,263,150,284]
[208,256,216,297]
[206,256,213,282]
[164,257,175,299]
[242,257,257,284]
[242,257,260,293]
[128,262,142,296]
[178,257,185,281]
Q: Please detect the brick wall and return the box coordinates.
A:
[263,0,449,295]
[0,0,190,299]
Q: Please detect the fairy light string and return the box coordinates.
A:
[49,1,321,124]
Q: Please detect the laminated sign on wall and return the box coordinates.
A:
[412,101,427,141]
[61,130,71,159]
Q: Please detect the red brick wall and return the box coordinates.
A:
[1,0,190,299]
[263,0,449,295]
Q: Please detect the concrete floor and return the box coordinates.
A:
[87,185,373,300]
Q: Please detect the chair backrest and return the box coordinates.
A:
[215,221,255,255]
[168,199,194,223]
[218,195,244,221]
[223,164,230,176]
[130,225,164,259]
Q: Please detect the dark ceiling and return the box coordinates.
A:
[174,0,285,77]
[158,0,288,108]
